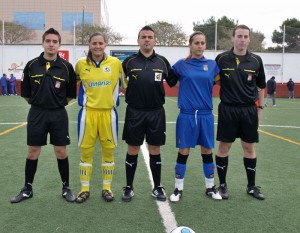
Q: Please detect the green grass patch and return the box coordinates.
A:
[0,96,300,232]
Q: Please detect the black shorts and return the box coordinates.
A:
[27,106,70,146]
[122,105,166,146]
[216,102,259,143]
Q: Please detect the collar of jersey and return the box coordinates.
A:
[92,53,107,68]
[229,47,251,61]
[137,50,156,61]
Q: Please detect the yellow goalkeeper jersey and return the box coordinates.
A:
[76,55,124,109]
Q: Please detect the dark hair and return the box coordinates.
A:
[138,25,155,39]
[185,31,206,61]
[188,31,205,45]
[42,28,61,44]
[232,24,251,37]
[87,32,106,64]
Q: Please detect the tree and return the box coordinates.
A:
[74,24,123,45]
[193,16,237,50]
[193,16,265,51]
[149,21,187,46]
[271,18,300,52]
[248,31,265,52]
[0,22,36,44]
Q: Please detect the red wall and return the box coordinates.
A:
[164,82,299,98]
[270,83,300,98]
[11,80,299,98]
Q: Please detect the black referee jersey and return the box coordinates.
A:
[215,48,266,106]
[122,50,175,110]
[21,52,77,109]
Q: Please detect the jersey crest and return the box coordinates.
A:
[103,66,111,73]
[154,72,162,81]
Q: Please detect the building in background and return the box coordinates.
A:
[1,0,108,44]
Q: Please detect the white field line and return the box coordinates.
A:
[0,122,27,125]
[2,121,300,129]
[140,142,177,233]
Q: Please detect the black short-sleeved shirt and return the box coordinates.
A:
[21,52,77,109]
[122,50,172,110]
[215,48,266,106]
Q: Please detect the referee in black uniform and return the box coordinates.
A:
[121,26,177,202]
[215,25,266,200]
[11,28,77,203]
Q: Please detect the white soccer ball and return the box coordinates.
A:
[170,226,195,233]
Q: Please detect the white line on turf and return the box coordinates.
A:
[2,122,300,129]
[0,122,27,125]
[140,142,177,233]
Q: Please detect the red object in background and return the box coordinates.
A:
[58,50,69,61]
[163,81,220,97]
[15,80,300,98]
[163,82,300,98]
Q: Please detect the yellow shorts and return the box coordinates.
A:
[78,107,118,148]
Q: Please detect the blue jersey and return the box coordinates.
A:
[172,57,220,112]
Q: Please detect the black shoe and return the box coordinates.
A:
[122,186,134,202]
[62,187,75,202]
[246,186,265,200]
[152,186,166,201]
[218,183,229,200]
[11,187,33,203]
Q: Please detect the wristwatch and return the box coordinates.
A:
[258,105,264,109]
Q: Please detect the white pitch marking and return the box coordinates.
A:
[140,142,178,233]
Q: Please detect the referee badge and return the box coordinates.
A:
[203,64,208,71]
[247,74,253,81]
[55,81,61,88]
[154,72,162,81]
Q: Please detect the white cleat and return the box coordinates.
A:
[169,188,182,202]
[206,186,222,200]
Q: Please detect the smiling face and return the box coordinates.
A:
[42,34,60,60]
[89,34,107,62]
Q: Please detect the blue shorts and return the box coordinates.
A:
[176,110,214,149]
